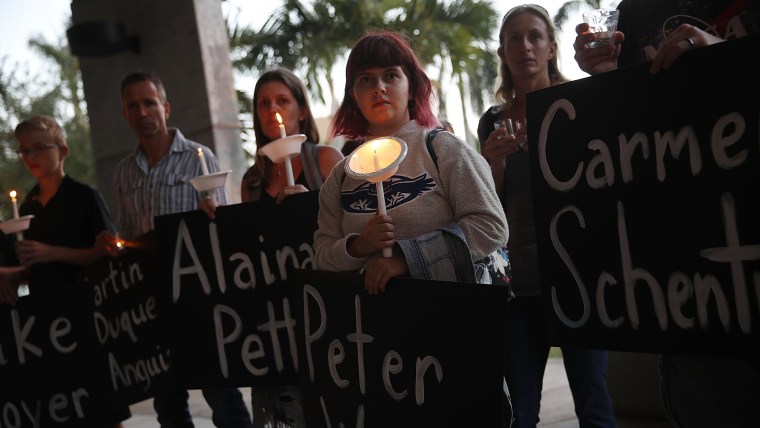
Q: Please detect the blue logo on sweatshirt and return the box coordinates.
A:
[341,173,436,213]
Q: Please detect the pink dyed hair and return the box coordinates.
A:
[330,30,440,140]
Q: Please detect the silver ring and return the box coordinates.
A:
[517,142,526,150]
[685,38,694,49]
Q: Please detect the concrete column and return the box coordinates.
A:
[70,0,245,212]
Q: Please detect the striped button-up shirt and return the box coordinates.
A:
[113,128,228,239]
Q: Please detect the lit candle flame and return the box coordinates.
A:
[197,148,209,175]
[9,190,20,223]
[275,112,287,140]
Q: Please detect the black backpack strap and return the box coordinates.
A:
[426,128,445,171]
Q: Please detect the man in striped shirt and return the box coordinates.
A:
[112,71,251,428]
[113,71,228,240]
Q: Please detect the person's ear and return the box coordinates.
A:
[548,42,557,60]
[58,144,69,159]
[164,101,171,120]
[497,45,506,61]
[299,106,307,122]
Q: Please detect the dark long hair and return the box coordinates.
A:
[250,68,319,186]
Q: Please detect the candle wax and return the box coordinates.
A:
[197,149,210,175]
[11,196,19,219]
[375,181,391,257]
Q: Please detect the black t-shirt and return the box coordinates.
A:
[1,175,114,291]
[617,0,760,68]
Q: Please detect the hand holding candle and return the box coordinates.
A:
[275,113,295,186]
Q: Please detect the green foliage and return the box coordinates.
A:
[0,33,94,222]
[229,0,498,141]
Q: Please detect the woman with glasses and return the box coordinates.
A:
[477,5,617,428]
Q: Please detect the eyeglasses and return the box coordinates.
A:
[16,144,58,158]
[503,4,552,24]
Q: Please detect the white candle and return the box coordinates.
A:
[197,148,209,176]
[9,190,23,241]
[9,190,19,219]
[276,113,287,139]
[275,113,294,185]
[373,151,392,257]
[376,182,391,258]
[284,157,295,186]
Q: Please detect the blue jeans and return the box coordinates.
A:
[153,388,251,428]
[503,297,616,428]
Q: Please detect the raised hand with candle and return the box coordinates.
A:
[242,69,342,204]
[198,69,343,224]
[1,116,118,310]
[114,71,243,427]
[314,31,509,296]
[222,68,344,426]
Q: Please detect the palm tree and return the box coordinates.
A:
[388,0,498,144]
[230,0,390,108]
[0,33,95,220]
[27,35,95,186]
[230,0,498,143]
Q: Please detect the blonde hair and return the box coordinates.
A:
[496,4,568,108]
[14,115,67,148]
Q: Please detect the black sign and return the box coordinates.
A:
[153,192,320,389]
[3,188,511,425]
[78,243,167,404]
[293,269,509,427]
[526,35,760,356]
[0,287,121,427]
